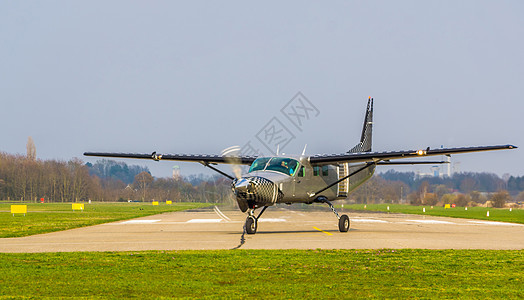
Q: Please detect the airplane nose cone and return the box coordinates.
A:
[234,178,255,193]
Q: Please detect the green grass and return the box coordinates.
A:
[0,249,522,299]
[0,202,212,238]
[341,203,524,224]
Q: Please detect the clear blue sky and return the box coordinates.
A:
[1,1,522,178]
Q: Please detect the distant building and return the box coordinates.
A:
[415,156,457,179]
[172,165,181,180]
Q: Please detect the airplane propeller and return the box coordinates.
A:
[221,145,250,212]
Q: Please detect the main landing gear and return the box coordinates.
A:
[245,206,268,234]
[316,197,350,232]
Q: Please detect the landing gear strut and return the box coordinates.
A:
[245,206,268,234]
[316,197,350,232]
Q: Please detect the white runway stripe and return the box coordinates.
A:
[186,219,224,223]
[468,221,523,226]
[404,220,455,224]
[258,218,287,222]
[351,219,389,223]
[121,220,161,224]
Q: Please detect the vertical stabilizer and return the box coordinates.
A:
[348,97,373,153]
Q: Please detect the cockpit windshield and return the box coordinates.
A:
[249,157,298,176]
[248,157,300,176]
[248,157,271,173]
[266,157,299,176]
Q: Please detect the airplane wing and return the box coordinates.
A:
[85,144,516,166]
[308,144,517,165]
[83,152,257,165]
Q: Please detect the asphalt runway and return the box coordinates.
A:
[1,207,523,252]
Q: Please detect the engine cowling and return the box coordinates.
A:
[232,176,283,211]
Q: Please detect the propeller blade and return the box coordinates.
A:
[221,145,243,179]
[221,145,249,211]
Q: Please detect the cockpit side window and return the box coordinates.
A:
[313,166,320,176]
[265,157,299,176]
[322,165,329,176]
[297,166,305,177]
[248,157,271,173]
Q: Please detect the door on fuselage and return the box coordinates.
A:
[294,164,319,201]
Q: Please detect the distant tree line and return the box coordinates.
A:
[350,170,523,208]
[0,152,522,208]
[0,153,92,202]
[0,153,232,203]
[380,170,509,193]
[507,175,524,193]
[85,159,149,185]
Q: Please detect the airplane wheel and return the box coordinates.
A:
[246,216,257,234]
[339,215,350,232]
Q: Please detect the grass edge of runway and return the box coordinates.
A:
[340,203,524,224]
[0,202,213,238]
[0,249,522,299]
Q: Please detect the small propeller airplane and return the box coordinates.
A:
[85,97,517,234]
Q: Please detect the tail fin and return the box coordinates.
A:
[348,97,373,153]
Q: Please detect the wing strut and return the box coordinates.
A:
[309,162,375,198]
[201,162,235,180]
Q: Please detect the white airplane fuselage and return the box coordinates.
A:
[232,155,376,211]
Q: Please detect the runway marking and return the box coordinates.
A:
[351,218,389,223]
[467,221,524,226]
[121,220,160,224]
[313,227,333,236]
[104,220,243,225]
[405,220,455,224]
[186,219,223,223]
[258,218,287,222]
[278,208,305,216]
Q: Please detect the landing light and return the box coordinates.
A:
[416,150,427,156]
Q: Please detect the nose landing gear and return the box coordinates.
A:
[245,206,268,234]
[245,215,257,234]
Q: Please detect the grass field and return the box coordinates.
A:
[0,249,522,299]
[0,202,212,238]
[341,203,524,224]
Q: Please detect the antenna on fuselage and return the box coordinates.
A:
[302,144,307,155]
[276,144,280,155]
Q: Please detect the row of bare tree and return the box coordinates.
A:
[1,151,521,207]
[0,153,91,202]
[0,152,232,203]
[350,174,522,208]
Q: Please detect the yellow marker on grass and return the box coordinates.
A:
[72,203,84,211]
[152,201,159,206]
[11,205,27,216]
